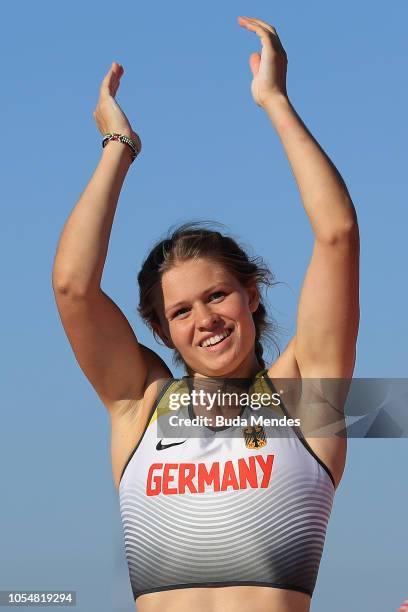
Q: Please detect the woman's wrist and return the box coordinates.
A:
[101,138,135,169]
[261,92,292,123]
[102,131,141,163]
[261,93,306,140]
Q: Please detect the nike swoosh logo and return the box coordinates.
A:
[156,439,187,451]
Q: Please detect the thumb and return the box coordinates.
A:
[249,52,261,77]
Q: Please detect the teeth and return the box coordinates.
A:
[201,329,231,348]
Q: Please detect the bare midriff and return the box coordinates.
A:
[135,586,311,612]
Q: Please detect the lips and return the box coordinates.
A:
[200,328,232,348]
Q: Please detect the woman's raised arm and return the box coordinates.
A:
[238,17,359,378]
[52,63,170,414]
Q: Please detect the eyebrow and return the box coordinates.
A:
[165,283,230,316]
[165,300,188,316]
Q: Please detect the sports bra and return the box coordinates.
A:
[118,370,335,601]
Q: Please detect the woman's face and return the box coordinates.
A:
[155,258,260,378]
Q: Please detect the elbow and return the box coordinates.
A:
[52,273,92,299]
[314,194,359,246]
[52,271,67,296]
[318,218,360,247]
[52,276,76,298]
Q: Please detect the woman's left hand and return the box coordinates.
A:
[238,16,288,108]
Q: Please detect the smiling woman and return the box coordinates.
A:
[51,13,359,612]
[137,223,278,377]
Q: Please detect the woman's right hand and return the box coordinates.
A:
[93,61,142,153]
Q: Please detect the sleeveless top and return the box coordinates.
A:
[118,370,335,600]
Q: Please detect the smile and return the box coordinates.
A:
[200,329,232,348]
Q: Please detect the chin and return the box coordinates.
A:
[192,348,251,378]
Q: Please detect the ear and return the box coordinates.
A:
[151,322,175,349]
[246,283,260,314]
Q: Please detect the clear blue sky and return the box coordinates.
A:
[1,1,407,610]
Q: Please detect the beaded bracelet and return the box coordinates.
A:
[102,133,140,162]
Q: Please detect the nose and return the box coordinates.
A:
[195,302,221,331]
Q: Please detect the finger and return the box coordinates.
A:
[111,73,122,97]
[238,16,286,55]
[100,62,124,96]
[246,18,285,52]
[238,20,275,55]
[239,16,277,34]
[249,52,261,77]
[112,64,125,97]
[100,70,116,96]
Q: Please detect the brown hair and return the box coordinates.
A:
[137,222,280,370]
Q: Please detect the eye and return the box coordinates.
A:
[172,307,190,319]
[209,291,226,302]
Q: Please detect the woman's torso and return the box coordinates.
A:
[111,355,346,612]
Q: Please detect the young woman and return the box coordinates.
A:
[52,15,359,612]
